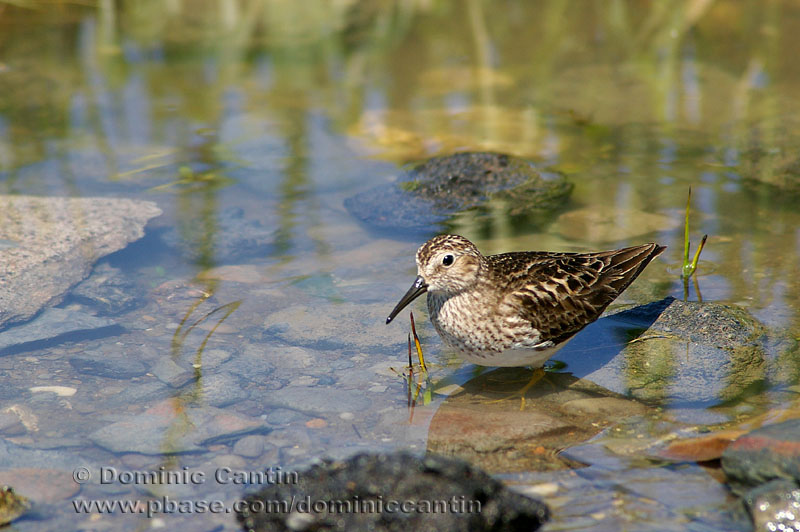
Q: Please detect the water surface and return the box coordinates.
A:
[1,1,800,530]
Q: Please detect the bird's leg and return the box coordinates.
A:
[487,367,547,411]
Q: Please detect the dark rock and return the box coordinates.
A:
[237,452,548,532]
[739,479,800,532]
[69,263,140,315]
[722,419,800,492]
[344,152,571,231]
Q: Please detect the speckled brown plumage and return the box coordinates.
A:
[387,234,666,367]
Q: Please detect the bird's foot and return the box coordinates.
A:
[487,367,547,411]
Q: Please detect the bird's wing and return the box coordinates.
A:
[490,244,665,344]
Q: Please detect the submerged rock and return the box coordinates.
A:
[558,297,768,407]
[237,452,548,532]
[69,263,141,315]
[260,386,371,416]
[0,195,161,329]
[722,419,800,492]
[345,152,572,231]
[609,296,766,349]
[68,348,148,380]
[0,469,79,504]
[0,308,121,357]
[427,369,650,473]
[263,302,414,351]
[556,207,680,243]
[739,146,800,191]
[90,401,270,455]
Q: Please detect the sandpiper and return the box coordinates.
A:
[386,234,665,368]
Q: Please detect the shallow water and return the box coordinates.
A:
[1,1,800,530]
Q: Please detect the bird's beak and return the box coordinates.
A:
[386,276,428,324]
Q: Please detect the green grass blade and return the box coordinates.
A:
[689,234,708,274]
[683,186,692,274]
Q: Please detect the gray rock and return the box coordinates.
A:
[238,452,549,532]
[151,357,195,388]
[201,348,232,369]
[0,195,161,329]
[0,412,25,436]
[225,344,276,380]
[90,405,270,455]
[233,435,273,458]
[258,345,316,369]
[528,458,742,531]
[197,372,250,407]
[558,297,767,407]
[0,308,121,356]
[345,152,572,231]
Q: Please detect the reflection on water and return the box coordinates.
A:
[1,0,800,530]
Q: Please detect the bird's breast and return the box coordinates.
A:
[426,290,518,353]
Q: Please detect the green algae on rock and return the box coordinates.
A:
[0,485,30,526]
[581,297,768,407]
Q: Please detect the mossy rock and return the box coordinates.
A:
[0,486,30,526]
[345,152,572,231]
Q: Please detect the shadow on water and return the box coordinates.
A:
[0,325,126,357]
[555,303,665,381]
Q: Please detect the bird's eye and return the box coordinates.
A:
[442,254,454,266]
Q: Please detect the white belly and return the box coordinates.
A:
[456,339,570,367]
